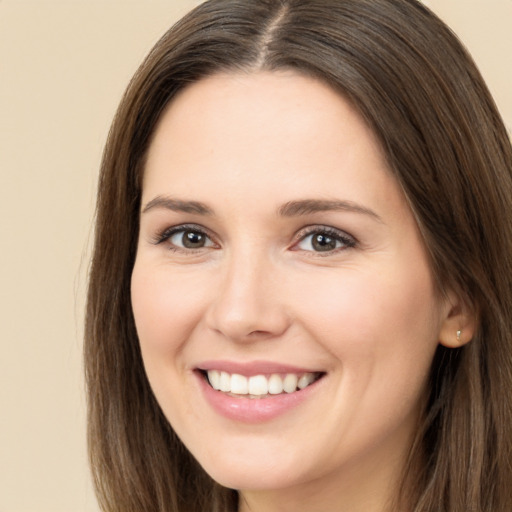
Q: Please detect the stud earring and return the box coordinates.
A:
[456,329,462,344]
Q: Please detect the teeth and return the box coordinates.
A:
[206,370,319,396]
[268,374,283,395]
[298,373,315,389]
[208,369,220,390]
[219,371,231,392]
[283,374,298,393]
[248,375,268,395]
[231,373,248,394]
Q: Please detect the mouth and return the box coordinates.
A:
[199,369,325,399]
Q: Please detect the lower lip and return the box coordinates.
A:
[195,371,324,423]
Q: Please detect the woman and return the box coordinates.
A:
[85,1,512,511]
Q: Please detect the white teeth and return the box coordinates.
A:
[248,375,268,395]
[208,369,220,390]
[219,371,231,392]
[230,373,248,394]
[298,373,315,389]
[283,374,298,393]
[268,374,284,395]
[206,370,319,396]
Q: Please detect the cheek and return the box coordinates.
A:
[299,265,437,339]
[300,267,440,453]
[130,263,208,355]
[294,263,441,399]
[130,262,210,423]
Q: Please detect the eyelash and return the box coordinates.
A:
[152,224,357,255]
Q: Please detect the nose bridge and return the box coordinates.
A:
[207,242,288,341]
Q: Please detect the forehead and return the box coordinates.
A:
[142,71,405,220]
[147,70,379,154]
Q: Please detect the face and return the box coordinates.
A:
[131,72,452,509]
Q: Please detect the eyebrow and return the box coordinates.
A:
[278,199,383,222]
[142,196,213,215]
[142,195,382,222]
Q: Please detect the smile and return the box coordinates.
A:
[195,361,327,422]
[205,370,322,398]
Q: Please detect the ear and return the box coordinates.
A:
[438,291,477,348]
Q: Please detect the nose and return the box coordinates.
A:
[205,249,290,342]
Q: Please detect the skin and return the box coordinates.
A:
[131,71,471,512]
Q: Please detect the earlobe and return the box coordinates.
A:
[438,293,477,348]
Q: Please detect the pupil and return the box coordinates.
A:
[183,231,205,248]
[312,234,336,251]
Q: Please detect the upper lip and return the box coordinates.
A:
[196,360,324,376]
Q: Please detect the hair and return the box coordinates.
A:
[85,0,512,511]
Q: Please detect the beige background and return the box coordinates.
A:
[0,1,510,511]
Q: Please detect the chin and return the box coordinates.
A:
[195,447,305,491]
[209,468,299,492]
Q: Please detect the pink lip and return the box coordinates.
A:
[197,359,320,377]
[194,367,325,423]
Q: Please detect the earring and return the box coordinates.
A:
[456,329,462,344]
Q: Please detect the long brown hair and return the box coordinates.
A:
[85,1,512,510]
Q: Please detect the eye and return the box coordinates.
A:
[170,229,214,249]
[294,227,356,253]
[154,225,216,251]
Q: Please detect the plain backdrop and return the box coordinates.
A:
[0,1,510,511]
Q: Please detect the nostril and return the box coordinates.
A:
[248,330,271,337]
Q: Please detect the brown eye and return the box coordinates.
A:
[182,230,206,248]
[166,227,215,250]
[311,233,338,252]
[295,228,356,253]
